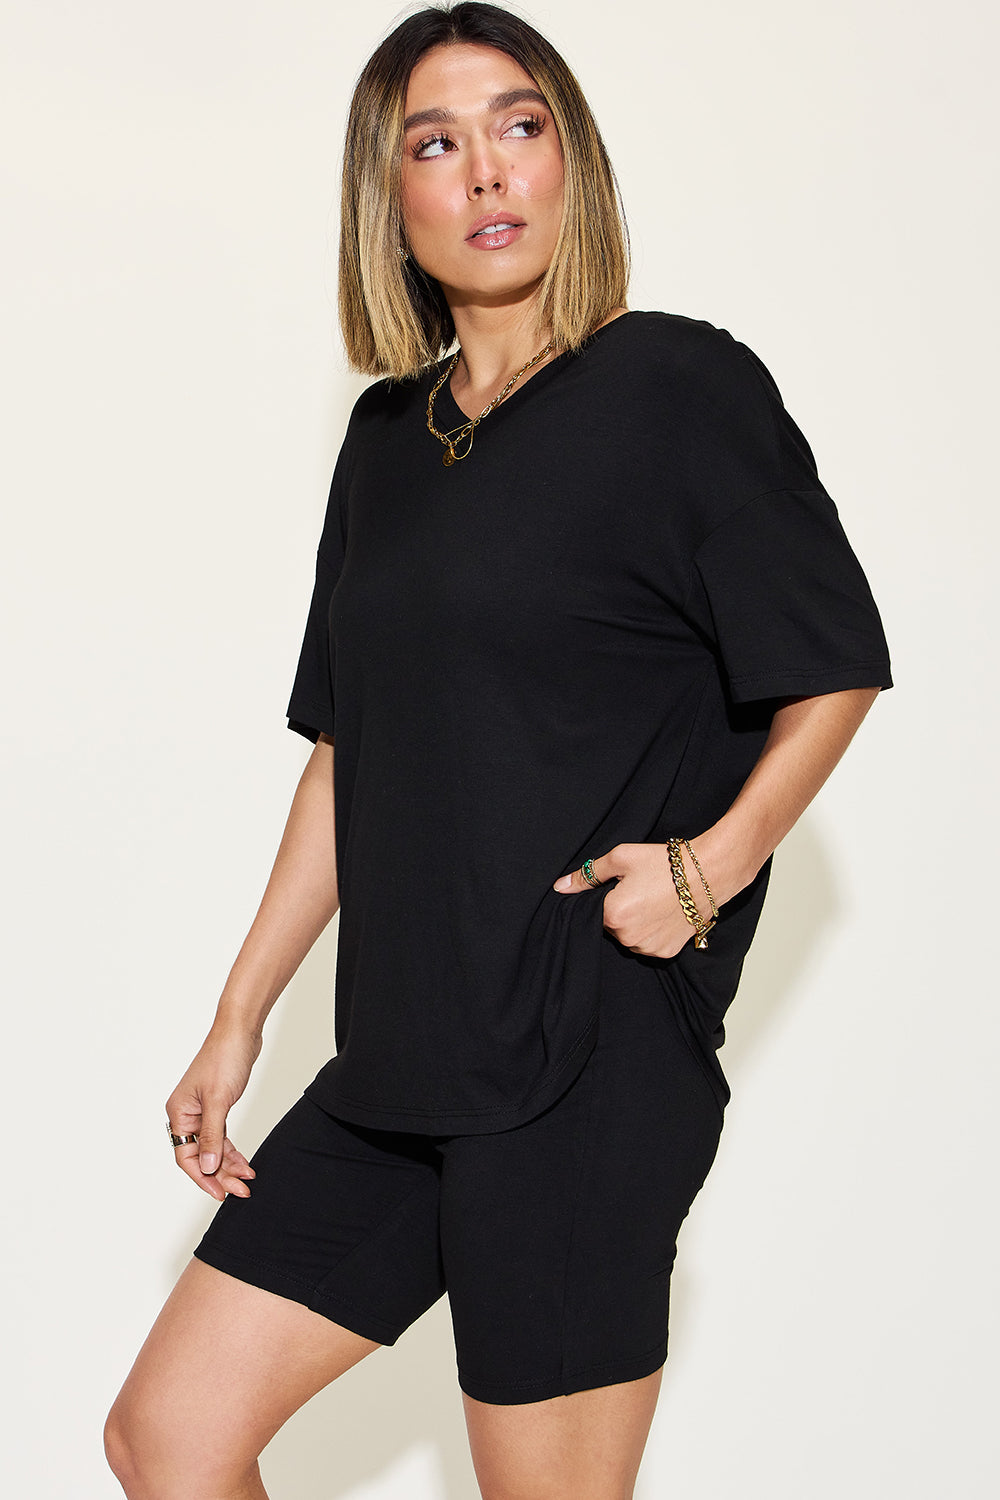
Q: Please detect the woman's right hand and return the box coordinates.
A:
[165,1026,263,1201]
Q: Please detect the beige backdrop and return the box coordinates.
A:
[3,1,996,1495]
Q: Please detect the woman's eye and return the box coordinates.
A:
[506,114,545,139]
[412,133,453,160]
[410,115,545,159]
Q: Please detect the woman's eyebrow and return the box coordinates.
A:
[403,88,549,132]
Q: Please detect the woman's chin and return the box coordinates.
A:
[431,267,551,313]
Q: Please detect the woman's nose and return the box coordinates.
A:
[467,141,507,197]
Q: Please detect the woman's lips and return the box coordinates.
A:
[465,216,526,250]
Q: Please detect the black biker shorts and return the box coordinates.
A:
[193,948,724,1405]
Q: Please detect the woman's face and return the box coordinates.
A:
[400,43,564,311]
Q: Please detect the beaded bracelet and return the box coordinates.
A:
[665,837,717,949]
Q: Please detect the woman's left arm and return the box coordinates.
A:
[552,687,882,958]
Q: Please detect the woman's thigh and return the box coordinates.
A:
[440,939,724,1408]
[462,1370,664,1500]
[105,1257,378,1494]
[107,1094,447,1494]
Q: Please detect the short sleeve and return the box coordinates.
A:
[285,455,349,743]
[686,487,893,703]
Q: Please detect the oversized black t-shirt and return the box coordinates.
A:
[285,311,892,1133]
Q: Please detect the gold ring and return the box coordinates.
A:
[166,1121,199,1148]
[581,858,603,888]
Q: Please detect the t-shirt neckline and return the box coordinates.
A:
[432,309,640,429]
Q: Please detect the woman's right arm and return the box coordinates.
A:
[165,732,339,1201]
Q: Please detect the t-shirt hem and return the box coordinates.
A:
[303,1012,600,1136]
[728,659,893,704]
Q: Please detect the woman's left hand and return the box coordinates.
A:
[552,842,713,960]
[550,691,885,960]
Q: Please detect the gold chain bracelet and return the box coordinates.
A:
[681,837,719,921]
[665,837,717,949]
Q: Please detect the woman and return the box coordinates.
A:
[105,4,892,1497]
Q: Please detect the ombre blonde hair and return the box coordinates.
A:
[340,2,630,379]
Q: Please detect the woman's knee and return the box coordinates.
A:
[103,1388,258,1500]
[103,1399,137,1492]
[101,1258,380,1496]
[103,1395,165,1499]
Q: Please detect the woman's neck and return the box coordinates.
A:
[445,301,630,419]
[446,299,557,418]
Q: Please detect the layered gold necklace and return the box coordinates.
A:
[426,340,555,466]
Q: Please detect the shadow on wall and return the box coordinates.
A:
[169,817,837,1499]
[652,815,839,1370]
[722,815,840,1075]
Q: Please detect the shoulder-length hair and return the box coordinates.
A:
[340,2,630,379]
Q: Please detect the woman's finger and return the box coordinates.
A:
[221,1137,255,1181]
[552,845,628,893]
[195,1092,229,1176]
[167,1114,254,1192]
[215,1167,253,1199]
[176,1150,234,1200]
[170,1141,223,1200]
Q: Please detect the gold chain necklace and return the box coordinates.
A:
[426,340,555,466]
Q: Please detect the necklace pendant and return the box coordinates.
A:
[443,446,456,467]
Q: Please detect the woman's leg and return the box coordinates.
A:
[441,947,725,1498]
[461,1372,663,1500]
[104,1257,380,1500]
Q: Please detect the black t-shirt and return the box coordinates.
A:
[286,310,892,1133]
